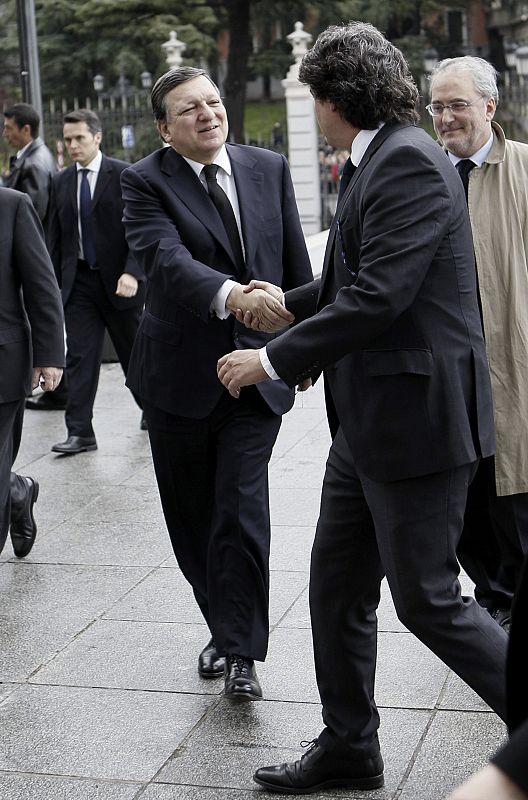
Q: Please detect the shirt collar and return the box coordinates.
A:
[76,149,103,173]
[350,124,384,167]
[183,145,231,179]
[16,141,33,159]
[447,132,494,169]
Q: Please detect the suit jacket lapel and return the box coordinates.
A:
[161,148,237,266]
[228,144,262,276]
[319,124,409,301]
[91,155,111,211]
[67,165,78,214]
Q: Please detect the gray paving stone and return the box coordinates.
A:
[0,562,149,681]
[269,454,327,490]
[269,526,314,573]
[0,773,142,799]
[24,520,173,567]
[399,710,506,800]
[269,488,321,527]
[439,671,492,713]
[103,568,205,624]
[74,486,166,526]
[31,619,222,695]
[141,787,257,799]
[14,481,106,530]
[26,453,152,488]
[0,684,214,782]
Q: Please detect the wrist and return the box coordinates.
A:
[225,283,244,312]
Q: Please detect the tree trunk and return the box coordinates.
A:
[223,0,251,142]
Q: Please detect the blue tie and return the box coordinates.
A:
[80,169,97,266]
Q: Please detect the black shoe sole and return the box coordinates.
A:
[253,773,384,793]
[198,666,225,679]
[52,444,98,454]
[224,687,262,702]
[11,479,39,559]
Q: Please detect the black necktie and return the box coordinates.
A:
[203,164,244,273]
[337,158,356,203]
[80,168,97,267]
[456,159,476,202]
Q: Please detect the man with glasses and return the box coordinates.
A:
[429,56,528,635]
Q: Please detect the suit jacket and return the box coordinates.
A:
[4,137,57,223]
[0,188,65,403]
[121,143,313,418]
[47,154,145,310]
[267,124,495,482]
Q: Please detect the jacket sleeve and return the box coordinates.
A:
[13,193,65,367]
[19,163,52,223]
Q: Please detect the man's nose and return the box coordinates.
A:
[439,106,456,122]
[198,103,215,119]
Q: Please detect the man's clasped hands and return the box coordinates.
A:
[218,279,303,397]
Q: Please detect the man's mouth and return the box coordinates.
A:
[199,124,219,133]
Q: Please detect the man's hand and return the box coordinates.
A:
[297,378,312,392]
[32,367,63,392]
[217,349,268,398]
[227,282,293,333]
[445,764,528,800]
[115,273,139,298]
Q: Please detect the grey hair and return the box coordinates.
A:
[429,56,499,103]
[151,67,221,122]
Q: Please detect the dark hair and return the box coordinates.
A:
[298,22,419,128]
[151,66,221,122]
[62,108,102,135]
[4,103,40,138]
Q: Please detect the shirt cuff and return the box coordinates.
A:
[210,279,238,319]
[259,347,280,380]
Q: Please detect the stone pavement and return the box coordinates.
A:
[1,364,505,800]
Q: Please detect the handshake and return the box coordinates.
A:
[226,280,294,333]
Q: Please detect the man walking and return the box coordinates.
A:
[47,109,145,455]
[120,67,312,700]
[218,22,507,791]
[3,103,56,224]
[429,56,528,632]
[0,187,64,559]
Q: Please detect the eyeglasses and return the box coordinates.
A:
[425,98,484,117]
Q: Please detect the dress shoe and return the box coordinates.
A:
[10,477,39,558]
[51,436,97,455]
[254,738,384,794]
[490,607,512,633]
[224,654,262,701]
[140,413,148,431]
[198,638,225,678]
[26,393,67,411]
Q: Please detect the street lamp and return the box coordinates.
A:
[422,47,439,75]
[140,71,152,91]
[515,44,528,78]
[504,41,518,70]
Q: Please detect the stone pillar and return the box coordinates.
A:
[282,22,321,235]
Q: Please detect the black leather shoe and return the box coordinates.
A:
[140,413,148,431]
[254,738,384,794]
[198,638,225,678]
[224,654,262,701]
[26,393,67,411]
[51,436,98,454]
[490,607,512,633]
[10,477,39,558]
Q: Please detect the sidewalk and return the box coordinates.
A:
[1,364,505,799]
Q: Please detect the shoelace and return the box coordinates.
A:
[230,655,249,675]
[299,739,318,758]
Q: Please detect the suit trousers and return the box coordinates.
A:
[309,428,508,753]
[0,398,25,553]
[458,456,528,610]
[144,387,281,662]
[64,267,142,437]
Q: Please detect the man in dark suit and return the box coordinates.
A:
[0,187,64,559]
[120,67,312,701]
[218,23,508,791]
[47,109,145,455]
[3,103,57,223]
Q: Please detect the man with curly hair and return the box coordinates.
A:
[218,22,507,793]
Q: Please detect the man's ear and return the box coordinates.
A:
[157,121,170,143]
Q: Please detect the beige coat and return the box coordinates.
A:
[467,121,528,495]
